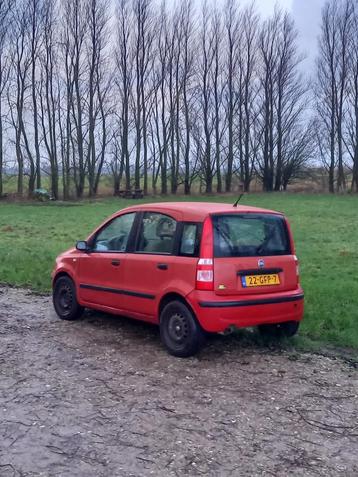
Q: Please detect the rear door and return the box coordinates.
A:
[212,213,297,296]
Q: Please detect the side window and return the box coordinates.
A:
[136,212,177,254]
[92,213,136,252]
[180,223,198,256]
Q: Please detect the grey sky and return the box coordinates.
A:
[171,0,325,73]
[251,0,325,74]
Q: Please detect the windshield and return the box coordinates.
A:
[213,214,291,258]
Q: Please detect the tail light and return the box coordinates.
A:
[196,217,214,291]
[196,258,214,290]
[294,255,300,283]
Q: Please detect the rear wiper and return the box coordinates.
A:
[256,228,276,255]
[214,224,234,252]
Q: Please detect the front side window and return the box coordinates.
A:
[213,214,290,258]
[92,213,136,252]
[136,212,177,254]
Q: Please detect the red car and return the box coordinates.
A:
[52,202,304,357]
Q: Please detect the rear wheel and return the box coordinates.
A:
[160,300,206,358]
[53,276,84,321]
[258,321,300,338]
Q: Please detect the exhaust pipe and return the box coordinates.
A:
[219,325,237,336]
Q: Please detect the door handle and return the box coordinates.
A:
[111,260,121,267]
[157,263,168,270]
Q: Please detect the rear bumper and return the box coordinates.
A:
[187,288,304,333]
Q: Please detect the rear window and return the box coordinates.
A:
[213,214,291,258]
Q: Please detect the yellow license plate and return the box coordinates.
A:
[241,274,280,288]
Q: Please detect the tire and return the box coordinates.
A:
[53,276,84,321]
[159,300,206,358]
[258,320,300,338]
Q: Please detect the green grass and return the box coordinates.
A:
[0,193,357,349]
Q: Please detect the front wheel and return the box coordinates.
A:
[53,276,84,321]
[160,300,206,358]
[258,320,300,338]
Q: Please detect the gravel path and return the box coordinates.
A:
[0,286,357,477]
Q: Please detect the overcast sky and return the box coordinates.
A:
[249,0,326,74]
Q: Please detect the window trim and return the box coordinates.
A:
[87,212,138,254]
[133,211,178,256]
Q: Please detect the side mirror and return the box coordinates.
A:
[76,240,90,252]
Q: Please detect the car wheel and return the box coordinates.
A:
[258,321,300,338]
[160,300,206,358]
[53,276,84,321]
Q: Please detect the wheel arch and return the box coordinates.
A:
[158,292,197,322]
[52,270,74,287]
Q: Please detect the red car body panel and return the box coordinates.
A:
[52,202,304,333]
[186,287,304,332]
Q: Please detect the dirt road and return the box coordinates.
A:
[0,286,357,476]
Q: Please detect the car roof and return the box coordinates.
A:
[119,202,283,222]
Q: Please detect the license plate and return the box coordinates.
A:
[241,274,280,288]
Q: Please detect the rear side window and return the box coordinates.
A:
[180,223,199,256]
[213,214,291,258]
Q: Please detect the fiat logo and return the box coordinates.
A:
[258,259,265,269]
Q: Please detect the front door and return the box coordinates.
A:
[78,212,136,310]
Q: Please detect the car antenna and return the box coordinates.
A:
[233,194,244,208]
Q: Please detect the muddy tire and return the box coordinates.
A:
[53,276,84,321]
[258,321,300,338]
[160,300,206,358]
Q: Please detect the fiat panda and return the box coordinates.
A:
[52,202,304,357]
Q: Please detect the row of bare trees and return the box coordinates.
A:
[0,0,356,198]
[316,0,358,192]
[0,0,112,199]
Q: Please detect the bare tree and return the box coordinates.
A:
[256,8,309,191]
[347,1,358,192]
[316,0,353,193]
[335,0,353,191]
[0,0,12,197]
[239,3,260,191]
[180,0,195,195]
[132,0,152,192]
[156,1,170,195]
[224,0,240,192]
[29,0,45,189]
[39,0,59,199]
[86,0,112,197]
[9,0,36,196]
[63,0,88,198]
[115,0,133,191]
[258,10,280,192]
[196,2,215,194]
[212,6,223,193]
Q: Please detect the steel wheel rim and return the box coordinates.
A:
[167,313,190,344]
[58,284,73,315]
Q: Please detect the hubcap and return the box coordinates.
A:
[168,313,189,343]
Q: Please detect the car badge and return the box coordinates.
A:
[258,259,265,269]
[218,284,226,290]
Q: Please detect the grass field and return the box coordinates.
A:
[0,193,357,349]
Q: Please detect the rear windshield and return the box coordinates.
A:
[213,214,291,258]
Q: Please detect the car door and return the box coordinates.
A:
[77,212,137,310]
[120,211,178,318]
